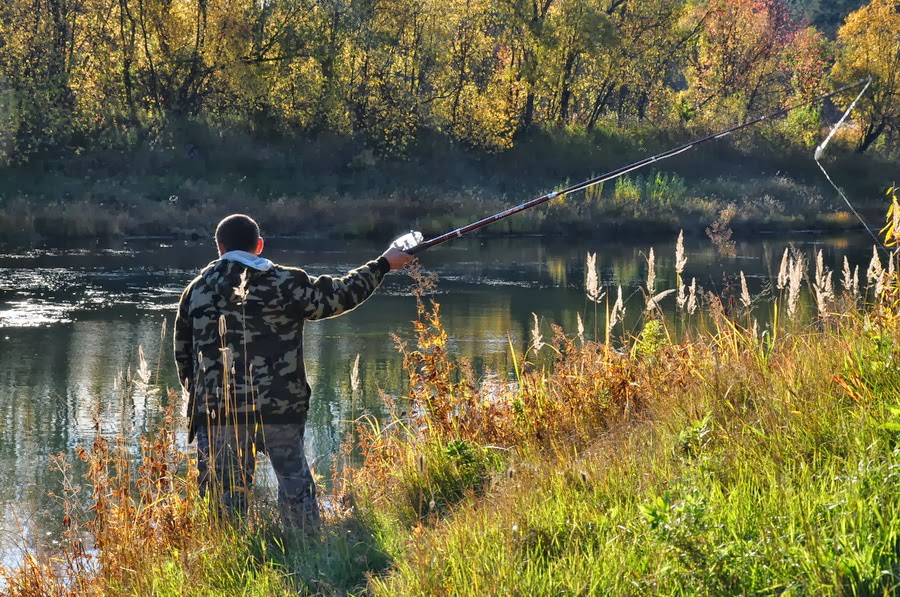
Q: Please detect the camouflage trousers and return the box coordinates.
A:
[195,421,320,528]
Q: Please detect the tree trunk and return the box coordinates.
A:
[557,50,577,125]
[856,119,887,153]
[586,81,615,130]
[119,0,140,128]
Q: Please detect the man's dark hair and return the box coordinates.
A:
[215,214,260,253]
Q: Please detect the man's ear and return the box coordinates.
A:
[254,237,265,255]
[216,241,226,257]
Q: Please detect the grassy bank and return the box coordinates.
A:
[3,214,900,595]
[0,123,894,241]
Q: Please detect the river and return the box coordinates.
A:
[0,229,879,564]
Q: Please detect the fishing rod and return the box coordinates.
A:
[403,77,871,256]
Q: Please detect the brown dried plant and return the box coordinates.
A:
[340,258,669,528]
[78,403,200,587]
[706,220,737,258]
[1,392,204,595]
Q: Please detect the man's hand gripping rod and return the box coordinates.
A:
[401,78,870,256]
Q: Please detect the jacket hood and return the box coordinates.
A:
[200,251,275,303]
[220,250,274,271]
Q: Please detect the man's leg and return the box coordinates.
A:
[195,424,257,518]
[263,423,321,528]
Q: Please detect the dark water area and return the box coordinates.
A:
[0,229,879,565]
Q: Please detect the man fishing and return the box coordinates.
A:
[174,214,414,527]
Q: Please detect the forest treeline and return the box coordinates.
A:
[0,0,897,167]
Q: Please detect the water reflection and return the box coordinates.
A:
[0,230,879,564]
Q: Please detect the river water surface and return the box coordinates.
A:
[0,229,878,564]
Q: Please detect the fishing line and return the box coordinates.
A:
[407,78,871,255]
[812,76,883,248]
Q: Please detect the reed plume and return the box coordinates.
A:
[646,289,675,312]
[586,253,604,303]
[676,283,687,311]
[739,272,751,310]
[235,269,249,302]
[350,354,361,393]
[813,250,834,320]
[841,256,858,299]
[867,246,884,296]
[531,313,545,352]
[675,231,688,311]
[777,248,789,291]
[609,286,625,328]
[687,278,697,315]
[787,253,804,318]
[137,345,152,385]
[675,231,686,275]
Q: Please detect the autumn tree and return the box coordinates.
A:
[496,0,694,130]
[0,0,877,164]
[538,0,614,125]
[337,0,443,151]
[770,25,831,147]
[593,0,695,124]
[682,0,802,126]
[0,0,81,161]
[831,0,899,153]
[425,0,521,149]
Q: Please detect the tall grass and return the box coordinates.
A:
[3,195,900,595]
[347,193,900,595]
[365,313,900,593]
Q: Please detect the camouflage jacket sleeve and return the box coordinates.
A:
[289,256,390,321]
[173,277,198,392]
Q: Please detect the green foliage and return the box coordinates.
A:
[408,438,500,520]
[880,405,900,446]
[646,172,688,205]
[613,172,687,205]
[634,318,669,358]
[778,104,824,148]
[614,175,642,203]
[676,414,713,460]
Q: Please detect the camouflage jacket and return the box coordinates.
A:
[174,251,390,438]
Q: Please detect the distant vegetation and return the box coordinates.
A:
[0,0,896,239]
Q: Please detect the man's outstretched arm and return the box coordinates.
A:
[292,247,414,321]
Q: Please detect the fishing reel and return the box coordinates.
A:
[390,230,424,252]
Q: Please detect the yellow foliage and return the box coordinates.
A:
[832,0,900,152]
[880,186,900,247]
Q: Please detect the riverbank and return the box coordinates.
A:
[0,125,894,242]
[3,219,900,594]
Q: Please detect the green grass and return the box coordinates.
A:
[348,315,900,594]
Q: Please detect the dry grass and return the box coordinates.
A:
[1,402,204,595]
